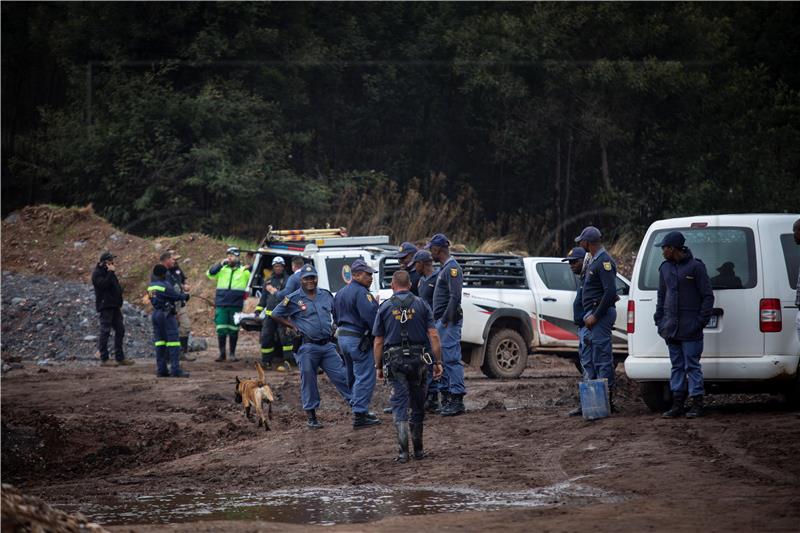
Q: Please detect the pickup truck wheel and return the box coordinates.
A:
[482,329,527,379]
[639,382,672,413]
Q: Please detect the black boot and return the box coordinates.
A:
[568,404,583,417]
[424,391,440,413]
[353,412,382,429]
[662,391,687,418]
[395,421,410,463]
[215,335,227,362]
[410,422,425,459]
[609,390,618,413]
[306,409,323,429]
[685,395,705,418]
[179,337,196,361]
[440,393,465,417]
[228,333,239,362]
[438,391,451,414]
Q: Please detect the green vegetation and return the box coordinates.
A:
[3,2,798,253]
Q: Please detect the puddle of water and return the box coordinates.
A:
[56,481,621,526]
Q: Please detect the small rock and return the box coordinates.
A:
[36,323,44,331]
[11,297,26,306]
[109,232,121,242]
[187,336,208,352]
[83,335,98,342]
[37,359,50,366]
[73,240,87,249]
[4,212,20,224]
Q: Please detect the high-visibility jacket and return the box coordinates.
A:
[207,262,251,308]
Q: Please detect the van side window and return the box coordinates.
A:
[780,234,800,290]
[638,227,757,291]
[536,263,578,291]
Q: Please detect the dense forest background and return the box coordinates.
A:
[3,2,799,252]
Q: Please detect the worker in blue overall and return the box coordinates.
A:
[428,233,466,416]
[373,270,443,463]
[334,258,382,429]
[575,226,618,411]
[271,264,352,429]
[148,264,190,378]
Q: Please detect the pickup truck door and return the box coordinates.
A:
[312,250,372,295]
[529,260,581,348]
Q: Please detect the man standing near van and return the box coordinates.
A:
[575,226,618,409]
[654,231,714,419]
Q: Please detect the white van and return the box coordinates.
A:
[624,214,800,411]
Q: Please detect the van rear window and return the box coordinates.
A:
[638,227,756,291]
[779,234,800,290]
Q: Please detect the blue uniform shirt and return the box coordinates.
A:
[276,269,302,300]
[432,256,463,321]
[333,281,378,334]
[654,248,715,341]
[573,275,585,326]
[581,248,617,318]
[372,291,435,346]
[272,287,335,341]
[147,279,186,311]
[417,269,439,307]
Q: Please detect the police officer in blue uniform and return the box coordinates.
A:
[562,246,590,416]
[395,241,421,295]
[148,264,190,378]
[414,249,443,413]
[334,259,382,429]
[272,264,352,429]
[373,270,443,463]
[654,231,714,419]
[429,233,466,416]
[575,226,618,410]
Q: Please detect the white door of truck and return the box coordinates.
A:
[527,259,580,348]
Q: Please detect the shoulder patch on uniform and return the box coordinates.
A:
[282,296,290,305]
[367,294,374,302]
[603,262,612,271]
[450,268,458,277]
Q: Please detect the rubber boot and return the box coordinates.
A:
[685,395,705,418]
[410,422,425,460]
[424,391,440,414]
[306,409,323,429]
[179,337,196,362]
[662,391,687,418]
[155,346,169,377]
[169,348,189,377]
[438,391,451,414]
[215,335,227,362]
[260,353,273,370]
[440,393,465,417]
[609,390,618,414]
[228,333,239,362]
[353,412,382,429]
[395,421,410,463]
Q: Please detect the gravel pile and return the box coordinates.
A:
[1,271,153,365]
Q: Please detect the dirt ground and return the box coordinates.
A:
[2,340,799,532]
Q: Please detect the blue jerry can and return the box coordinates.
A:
[579,379,610,420]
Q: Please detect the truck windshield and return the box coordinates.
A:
[638,227,757,291]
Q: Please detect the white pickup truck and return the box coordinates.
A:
[379,253,630,378]
[240,230,629,379]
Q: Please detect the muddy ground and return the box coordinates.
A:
[2,339,799,532]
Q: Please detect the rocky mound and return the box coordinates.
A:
[1,484,108,532]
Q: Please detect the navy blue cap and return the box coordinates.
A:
[427,233,451,248]
[99,251,116,262]
[393,241,418,259]
[300,264,318,278]
[350,258,376,274]
[412,249,433,263]
[574,226,602,243]
[561,247,587,263]
[654,231,686,249]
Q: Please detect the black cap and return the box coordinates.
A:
[152,264,168,277]
[99,251,116,262]
[654,231,686,249]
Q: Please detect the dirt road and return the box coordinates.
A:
[2,345,799,532]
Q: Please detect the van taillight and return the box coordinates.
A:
[759,299,782,333]
[627,300,635,334]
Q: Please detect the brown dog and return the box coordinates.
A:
[234,362,275,431]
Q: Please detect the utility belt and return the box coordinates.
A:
[302,336,332,346]
[339,329,374,352]
[384,343,431,384]
[153,303,176,314]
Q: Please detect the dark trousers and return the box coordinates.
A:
[98,307,125,361]
[260,315,294,364]
[389,354,429,424]
[152,309,181,376]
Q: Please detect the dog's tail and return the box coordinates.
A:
[261,385,275,403]
[255,361,266,386]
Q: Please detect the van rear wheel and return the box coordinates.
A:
[482,329,528,379]
[639,382,672,412]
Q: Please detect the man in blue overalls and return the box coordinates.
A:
[272,264,352,429]
[414,249,443,413]
[563,246,590,416]
[575,226,618,411]
[334,258,381,429]
[654,231,714,419]
[148,264,190,378]
[428,233,466,416]
[373,270,443,463]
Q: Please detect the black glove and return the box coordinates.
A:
[184,293,190,302]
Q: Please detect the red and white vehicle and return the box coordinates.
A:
[379,254,630,378]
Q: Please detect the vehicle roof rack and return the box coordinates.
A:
[380,252,528,289]
[258,226,391,252]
